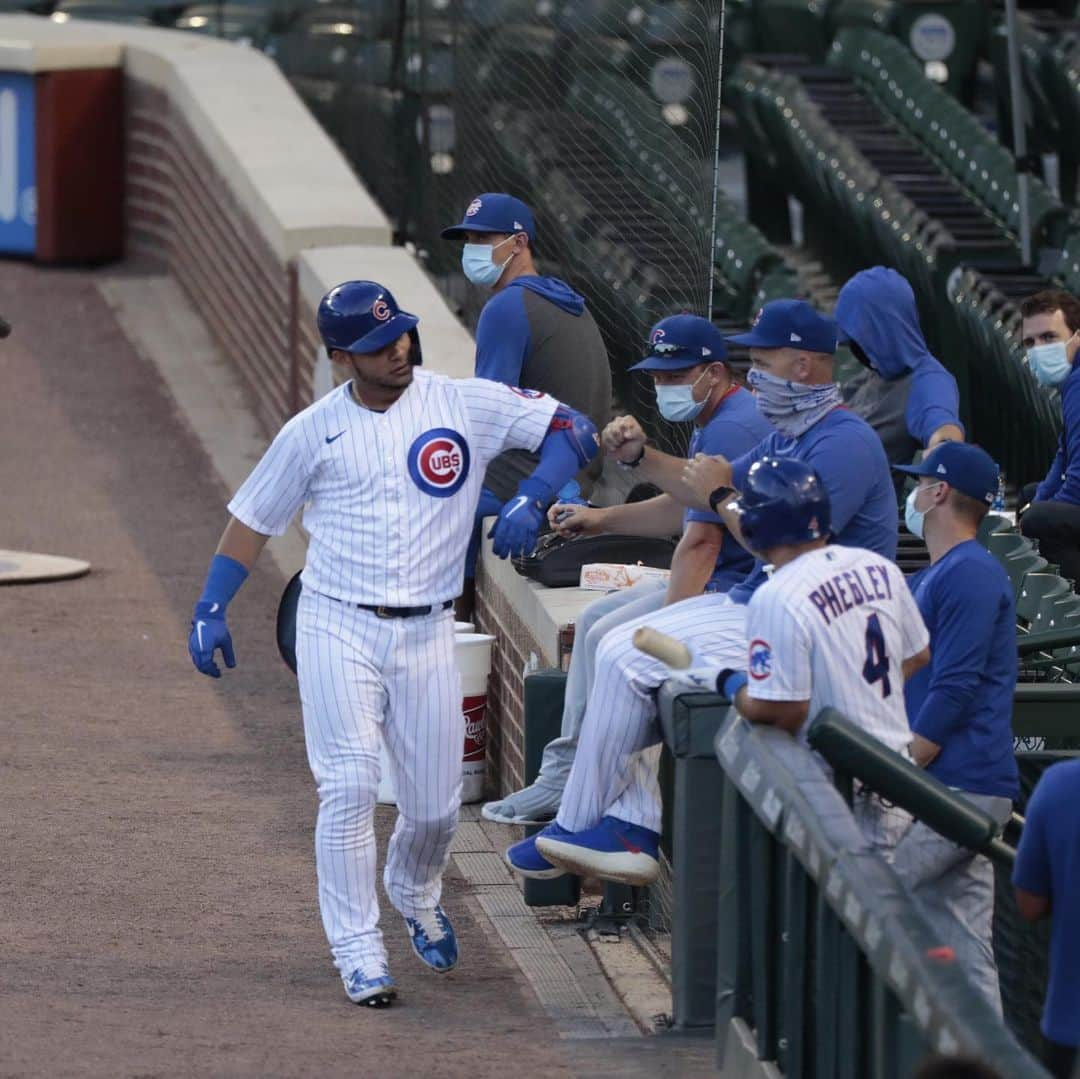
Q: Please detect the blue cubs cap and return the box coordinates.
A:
[629,313,728,372]
[317,280,419,355]
[441,193,536,243]
[727,299,838,354]
[893,442,999,504]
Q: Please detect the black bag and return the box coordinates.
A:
[513,532,677,589]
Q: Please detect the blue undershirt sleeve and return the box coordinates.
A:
[474,290,530,385]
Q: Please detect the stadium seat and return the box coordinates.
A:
[1017,572,1073,625]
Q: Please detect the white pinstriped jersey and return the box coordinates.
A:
[744,545,929,753]
[228,369,557,605]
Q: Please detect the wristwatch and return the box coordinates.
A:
[708,485,736,514]
[617,445,646,469]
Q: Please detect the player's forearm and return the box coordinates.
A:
[599,494,683,537]
[665,529,722,605]
[216,517,271,571]
[635,447,712,511]
[736,691,809,734]
[926,423,964,449]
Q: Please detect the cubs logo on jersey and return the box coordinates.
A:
[510,387,546,399]
[749,639,772,680]
[407,427,471,498]
[372,298,391,321]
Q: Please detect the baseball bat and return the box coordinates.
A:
[632,626,692,669]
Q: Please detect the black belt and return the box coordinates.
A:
[330,598,453,619]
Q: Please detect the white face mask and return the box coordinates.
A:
[904,481,943,539]
[1027,332,1077,388]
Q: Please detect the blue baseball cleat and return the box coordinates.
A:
[504,821,573,879]
[535,816,661,885]
[405,905,459,973]
[343,960,396,1007]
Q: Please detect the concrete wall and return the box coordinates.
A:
[0,14,474,433]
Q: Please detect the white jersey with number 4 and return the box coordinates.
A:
[228,369,557,605]
[744,545,929,753]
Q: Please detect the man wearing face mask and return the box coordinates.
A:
[504,300,897,885]
[834,267,964,474]
[890,441,1019,1013]
[1019,290,1080,585]
[482,314,771,826]
[442,193,611,617]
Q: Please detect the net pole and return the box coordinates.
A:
[707,0,727,316]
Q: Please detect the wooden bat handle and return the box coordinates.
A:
[632,627,692,669]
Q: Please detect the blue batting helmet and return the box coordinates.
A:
[317,280,420,357]
[734,457,831,550]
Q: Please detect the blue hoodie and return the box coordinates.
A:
[834,267,963,450]
[475,275,586,384]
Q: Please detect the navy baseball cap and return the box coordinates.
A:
[629,313,728,372]
[727,299,838,354]
[441,193,536,243]
[893,442,999,504]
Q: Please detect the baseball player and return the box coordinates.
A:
[481,313,772,826]
[659,458,930,853]
[505,300,898,886]
[186,280,598,1007]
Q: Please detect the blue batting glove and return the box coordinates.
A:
[488,493,546,559]
[188,600,236,678]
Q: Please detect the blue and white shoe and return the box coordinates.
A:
[343,960,396,1007]
[504,821,573,879]
[535,816,661,886]
[405,905,458,973]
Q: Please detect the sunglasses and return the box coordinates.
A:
[650,340,693,356]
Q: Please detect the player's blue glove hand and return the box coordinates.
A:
[189,600,237,678]
[488,478,552,559]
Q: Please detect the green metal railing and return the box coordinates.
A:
[709,710,1049,1077]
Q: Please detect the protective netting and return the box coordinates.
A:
[280,0,726,455]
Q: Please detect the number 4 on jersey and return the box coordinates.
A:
[862,613,891,698]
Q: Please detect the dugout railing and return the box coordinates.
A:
[685,705,1053,1078]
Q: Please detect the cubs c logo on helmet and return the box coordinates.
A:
[466,198,482,217]
[371,298,391,322]
[651,327,665,345]
[510,387,546,399]
[408,427,471,498]
[748,639,773,680]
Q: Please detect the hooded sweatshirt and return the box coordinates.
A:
[475,275,611,499]
[834,267,963,464]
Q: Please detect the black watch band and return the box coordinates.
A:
[618,445,646,469]
[708,485,736,514]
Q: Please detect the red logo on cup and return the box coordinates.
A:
[372,298,391,321]
[463,695,487,761]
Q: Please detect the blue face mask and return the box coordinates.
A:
[655,369,708,422]
[1027,336,1076,387]
[904,481,943,539]
[462,236,516,288]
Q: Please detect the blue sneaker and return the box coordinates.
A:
[405,905,458,973]
[535,816,661,885]
[343,960,396,1007]
[504,821,572,879]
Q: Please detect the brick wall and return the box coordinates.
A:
[125,79,299,436]
[474,558,547,798]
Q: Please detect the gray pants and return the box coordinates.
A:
[891,792,1013,1015]
[534,578,668,791]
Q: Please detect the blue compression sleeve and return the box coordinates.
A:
[523,405,599,503]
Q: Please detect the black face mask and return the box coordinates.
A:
[848,338,875,371]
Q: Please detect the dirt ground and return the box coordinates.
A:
[0,262,608,1078]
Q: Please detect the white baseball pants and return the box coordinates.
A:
[296,589,462,976]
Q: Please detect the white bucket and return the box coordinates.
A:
[456,633,494,803]
[453,620,475,634]
[375,631,495,807]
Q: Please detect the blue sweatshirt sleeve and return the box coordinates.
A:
[1048,375,1080,505]
[1012,776,1052,896]
[1035,438,1065,502]
[474,289,530,385]
[906,363,963,447]
[912,559,1000,746]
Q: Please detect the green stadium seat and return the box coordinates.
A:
[754,0,830,61]
[1017,572,1073,624]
